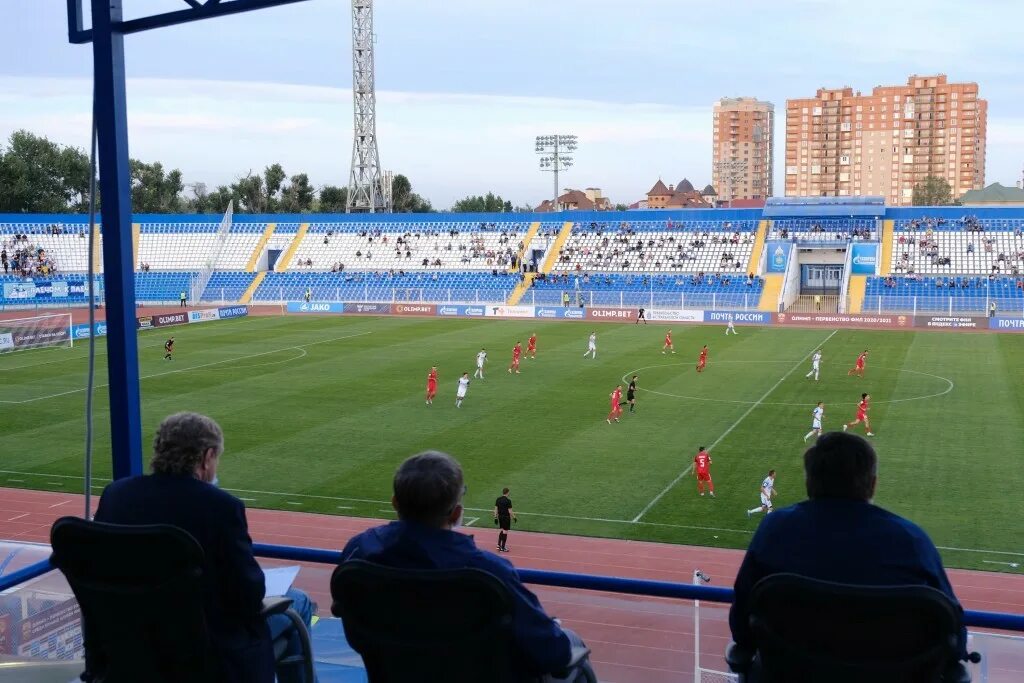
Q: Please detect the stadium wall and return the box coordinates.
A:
[68,305,248,339]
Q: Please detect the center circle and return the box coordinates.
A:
[621,361,954,407]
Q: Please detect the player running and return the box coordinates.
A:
[806,350,822,381]
[607,385,623,423]
[584,331,597,359]
[662,329,676,354]
[507,342,522,374]
[725,319,738,335]
[843,393,874,436]
[747,470,776,517]
[474,348,487,379]
[455,372,471,408]
[163,337,174,361]
[624,375,638,413]
[425,366,438,405]
[848,349,868,377]
[696,344,708,372]
[803,402,824,442]
[694,446,714,497]
[527,333,537,359]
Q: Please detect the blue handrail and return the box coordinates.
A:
[7,543,1024,633]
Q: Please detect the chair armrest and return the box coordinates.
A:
[726,641,755,674]
[566,644,591,669]
[260,596,294,617]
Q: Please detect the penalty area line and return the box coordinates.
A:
[630,329,839,524]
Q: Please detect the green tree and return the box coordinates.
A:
[451,192,513,213]
[614,203,629,211]
[280,173,315,213]
[0,130,91,212]
[130,159,185,213]
[912,176,954,206]
[317,185,348,212]
[391,174,433,213]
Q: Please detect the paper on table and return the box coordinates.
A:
[263,565,300,597]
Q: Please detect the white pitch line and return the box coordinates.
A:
[0,330,372,404]
[6,479,24,483]
[237,497,257,502]
[336,506,354,510]
[982,560,1021,568]
[285,501,303,506]
[464,517,479,527]
[630,330,838,523]
[942,546,1024,558]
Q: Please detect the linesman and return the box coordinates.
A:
[494,487,517,553]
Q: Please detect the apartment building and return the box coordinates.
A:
[712,97,774,201]
[785,74,987,205]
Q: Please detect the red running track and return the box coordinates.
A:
[2,487,1023,682]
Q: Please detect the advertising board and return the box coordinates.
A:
[990,317,1024,331]
[189,309,221,323]
[534,307,586,319]
[918,316,985,329]
[152,312,189,328]
[393,303,437,316]
[586,307,635,321]
[850,243,879,275]
[645,309,703,323]
[436,304,484,317]
[285,302,343,314]
[343,302,393,314]
[485,305,535,318]
[703,310,773,325]
[775,313,912,329]
[765,241,793,274]
[217,305,250,319]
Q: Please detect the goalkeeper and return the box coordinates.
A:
[493,487,517,554]
[163,336,175,361]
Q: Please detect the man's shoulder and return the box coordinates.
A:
[103,474,242,511]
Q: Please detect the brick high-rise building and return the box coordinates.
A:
[712,97,774,202]
[785,74,986,205]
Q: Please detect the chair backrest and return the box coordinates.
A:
[331,559,520,683]
[49,516,217,683]
[748,573,964,683]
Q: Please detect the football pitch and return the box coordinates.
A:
[2,314,1023,572]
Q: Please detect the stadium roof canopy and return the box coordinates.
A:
[763,196,886,218]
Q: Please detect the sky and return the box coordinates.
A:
[3,0,1024,209]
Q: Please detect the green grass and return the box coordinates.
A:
[2,315,1023,572]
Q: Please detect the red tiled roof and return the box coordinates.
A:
[647,179,671,196]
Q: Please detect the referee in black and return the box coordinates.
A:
[624,374,638,413]
[494,487,516,553]
[635,306,647,324]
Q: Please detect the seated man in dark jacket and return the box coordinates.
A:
[94,412,316,683]
[340,451,595,682]
[730,432,967,658]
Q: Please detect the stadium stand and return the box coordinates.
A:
[254,271,522,303]
[768,217,878,242]
[137,222,264,271]
[530,271,763,308]
[201,271,257,302]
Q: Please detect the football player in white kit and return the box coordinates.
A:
[474,348,487,379]
[455,372,470,408]
[806,350,822,381]
[804,402,824,442]
[725,319,738,335]
[747,470,776,517]
[583,331,597,359]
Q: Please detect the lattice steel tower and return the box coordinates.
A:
[346,0,389,212]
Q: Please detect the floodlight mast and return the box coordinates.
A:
[347,0,388,212]
[535,134,577,210]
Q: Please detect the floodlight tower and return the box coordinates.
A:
[347,0,389,212]
[536,134,577,210]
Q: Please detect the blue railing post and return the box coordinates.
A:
[91,0,143,479]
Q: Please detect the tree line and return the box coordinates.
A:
[0,130,529,215]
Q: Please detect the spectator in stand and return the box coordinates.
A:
[730,432,967,660]
[338,452,596,682]
[94,413,318,683]
[967,242,974,254]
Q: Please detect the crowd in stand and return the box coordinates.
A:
[311,228,521,270]
[771,224,874,241]
[894,217,1024,276]
[0,236,59,276]
[535,271,758,289]
[559,228,751,272]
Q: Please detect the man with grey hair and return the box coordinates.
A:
[729,432,966,660]
[95,412,317,683]
[340,451,596,682]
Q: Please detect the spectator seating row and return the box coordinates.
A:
[137,232,262,271]
[896,216,1024,232]
[253,271,523,303]
[201,271,257,302]
[288,225,530,272]
[891,231,1024,276]
[572,219,756,233]
[866,275,1024,312]
[557,230,755,274]
[530,272,764,308]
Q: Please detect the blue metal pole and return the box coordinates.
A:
[91,0,143,480]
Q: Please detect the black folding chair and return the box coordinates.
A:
[49,516,313,683]
[331,559,591,683]
[726,572,979,683]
